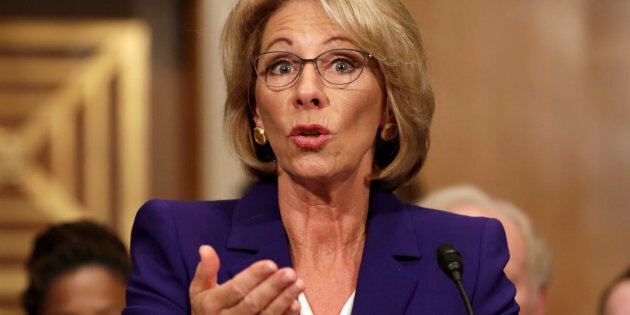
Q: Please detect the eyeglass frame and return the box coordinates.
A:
[250,48,375,88]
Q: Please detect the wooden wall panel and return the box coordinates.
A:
[404,1,630,314]
[0,20,149,315]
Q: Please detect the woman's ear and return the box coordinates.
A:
[251,104,264,129]
[380,99,393,126]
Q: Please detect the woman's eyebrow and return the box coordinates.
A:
[262,35,356,52]
[262,37,292,52]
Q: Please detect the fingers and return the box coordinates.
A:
[263,278,303,315]
[189,246,303,314]
[190,245,220,297]
[281,300,302,315]
[234,268,303,314]
[211,259,279,307]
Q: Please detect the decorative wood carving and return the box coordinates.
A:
[0,19,149,314]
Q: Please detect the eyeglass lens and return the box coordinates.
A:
[253,49,368,87]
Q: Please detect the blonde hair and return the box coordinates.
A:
[222,0,434,190]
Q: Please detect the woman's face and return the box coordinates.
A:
[41,265,126,315]
[253,0,386,184]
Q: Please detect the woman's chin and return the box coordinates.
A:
[279,160,335,181]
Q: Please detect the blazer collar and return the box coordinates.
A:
[226,182,293,275]
[226,183,422,312]
[352,190,422,314]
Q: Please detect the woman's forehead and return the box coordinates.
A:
[259,0,352,52]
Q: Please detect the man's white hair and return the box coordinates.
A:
[418,184,552,296]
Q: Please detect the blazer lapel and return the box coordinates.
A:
[352,191,422,314]
[225,182,293,277]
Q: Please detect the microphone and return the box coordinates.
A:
[436,243,474,315]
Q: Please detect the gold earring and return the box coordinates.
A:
[253,127,267,145]
[380,123,398,141]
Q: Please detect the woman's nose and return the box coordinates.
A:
[294,62,324,107]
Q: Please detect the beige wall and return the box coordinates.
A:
[404,1,630,314]
[198,1,249,200]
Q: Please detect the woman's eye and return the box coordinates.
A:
[269,61,294,75]
[331,58,357,73]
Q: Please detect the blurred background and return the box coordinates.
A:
[0,1,628,314]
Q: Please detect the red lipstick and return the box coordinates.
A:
[290,124,331,150]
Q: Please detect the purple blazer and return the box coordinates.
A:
[123,182,519,314]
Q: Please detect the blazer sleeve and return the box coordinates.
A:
[122,200,193,315]
[470,218,520,314]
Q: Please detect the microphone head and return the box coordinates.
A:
[436,243,464,280]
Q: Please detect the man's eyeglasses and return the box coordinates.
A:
[251,49,374,88]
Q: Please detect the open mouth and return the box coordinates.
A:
[299,130,322,137]
[291,124,330,137]
[290,124,331,149]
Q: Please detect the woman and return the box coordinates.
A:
[124,0,519,314]
[23,220,130,315]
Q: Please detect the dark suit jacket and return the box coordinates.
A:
[123,182,519,314]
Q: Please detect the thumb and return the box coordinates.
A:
[189,245,220,296]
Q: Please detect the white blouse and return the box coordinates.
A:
[298,291,356,315]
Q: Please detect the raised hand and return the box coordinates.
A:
[189,245,303,315]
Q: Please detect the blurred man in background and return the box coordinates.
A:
[419,184,552,315]
[599,266,630,315]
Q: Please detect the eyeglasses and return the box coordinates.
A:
[251,49,374,87]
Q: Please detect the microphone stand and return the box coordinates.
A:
[436,243,474,315]
[452,270,474,315]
